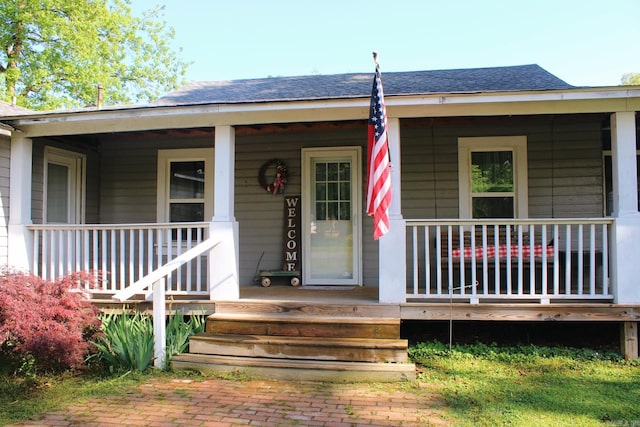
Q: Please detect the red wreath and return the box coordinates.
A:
[258,159,287,195]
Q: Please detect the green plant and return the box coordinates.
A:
[164,310,206,369]
[91,309,206,372]
[91,310,155,372]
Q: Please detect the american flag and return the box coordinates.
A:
[366,61,392,240]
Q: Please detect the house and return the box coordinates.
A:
[1,64,639,368]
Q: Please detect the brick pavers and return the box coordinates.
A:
[8,376,449,426]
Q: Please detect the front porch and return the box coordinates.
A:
[30,216,634,360]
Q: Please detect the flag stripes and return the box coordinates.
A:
[366,63,391,240]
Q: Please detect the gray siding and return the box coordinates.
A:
[99,135,214,223]
[401,115,605,220]
[0,136,9,266]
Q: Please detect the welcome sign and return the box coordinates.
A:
[282,195,300,272]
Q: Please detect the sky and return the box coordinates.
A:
[131,0,640,87]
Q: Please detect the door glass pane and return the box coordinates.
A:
[310,160,353,280]
[46,163,68,223]
[472,197,514,218]
[170,161,205,199]
[471,151,513,192]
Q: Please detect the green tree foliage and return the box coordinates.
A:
[621,73,640,85]
[0,0,189,110]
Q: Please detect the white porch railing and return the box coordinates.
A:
[406,219,614,302]
[27,222,210,296]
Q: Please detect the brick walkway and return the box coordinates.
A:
[9,376,449,426]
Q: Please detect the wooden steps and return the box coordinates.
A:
[172,300,415,382]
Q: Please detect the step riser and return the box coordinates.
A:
[189,338,408,363]
[172,355,415,383]
[206,320,399,339]
[214,301,400,318]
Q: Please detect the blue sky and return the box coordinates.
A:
[132,0,640,87]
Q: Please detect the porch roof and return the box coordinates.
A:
[154,64,574,107]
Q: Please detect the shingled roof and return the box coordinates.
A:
[154,64,573,107]
[0,101,32,116]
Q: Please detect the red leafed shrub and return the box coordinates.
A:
[0,270,101,373]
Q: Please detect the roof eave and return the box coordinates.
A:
[6,86,640,138]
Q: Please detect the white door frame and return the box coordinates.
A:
[301,147,362,285]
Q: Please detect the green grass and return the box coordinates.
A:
[1,343,638,426]
[410,342,640,426]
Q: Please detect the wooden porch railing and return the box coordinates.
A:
[27,222,210,296]
[405,219,613,303]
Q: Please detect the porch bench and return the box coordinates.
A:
[438,228,555,264]
[436,227,557,298]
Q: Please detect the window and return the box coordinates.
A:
[458,136,528,219]
[43,147,85,224]
[157,149,214,223]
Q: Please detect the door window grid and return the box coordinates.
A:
[314,161,351,221]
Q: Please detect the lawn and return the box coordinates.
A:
[0,343,638,426]
[410,342,640,426]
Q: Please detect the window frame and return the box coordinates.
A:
[458,136,528,219]
[43,146,86,224]
[156,148,214,223]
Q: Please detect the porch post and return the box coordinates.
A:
[610,112,640,304]
[379,117,406,303]
[8,134,33,271]
[209,125,240,300]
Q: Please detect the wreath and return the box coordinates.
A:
[258,158,287,195]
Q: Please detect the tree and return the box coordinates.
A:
[621,73,640,86]
[0,0,190,110]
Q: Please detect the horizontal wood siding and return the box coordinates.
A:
[0,136,9,266]
[400,115,606,220]
[234,123,379,286]
[99,135,213,224]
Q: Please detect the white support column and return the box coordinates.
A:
[610,112,640,304]
[209,125,240,300]
[8,135,33,272]
[379,118,406,303]
[153,279,166,369]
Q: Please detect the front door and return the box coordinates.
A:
[302,147,362,285]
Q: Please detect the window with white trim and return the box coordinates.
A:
[157,148,214,223]
[458,136,528,219]
[43,147,86,224]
